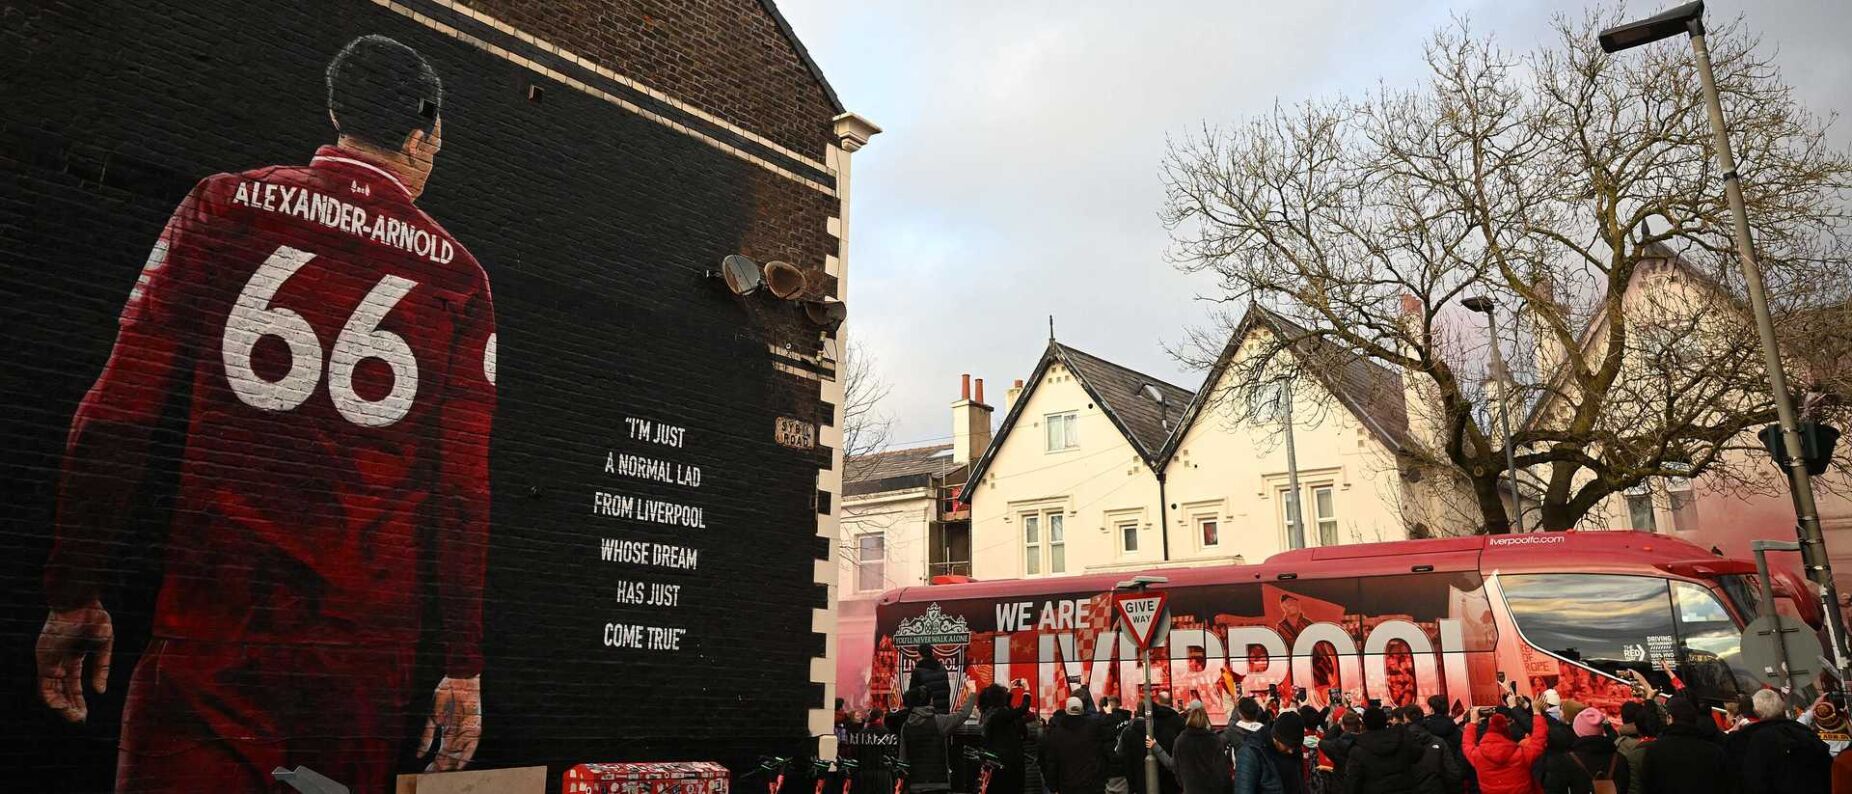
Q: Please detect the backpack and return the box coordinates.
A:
[1568,753,1620,794]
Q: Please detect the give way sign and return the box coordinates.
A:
[1114,590,1169,649]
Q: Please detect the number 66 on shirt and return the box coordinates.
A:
[222,244,422,427]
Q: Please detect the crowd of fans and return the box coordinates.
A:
[838,645,1851,794]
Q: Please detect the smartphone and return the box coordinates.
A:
[1507,680,1519,693]
[1268,683,1280,698]
[1496,671,1506,684]
[1328,687,1342,703]
[1368,698,1382,709]
[1067,674,1082,686]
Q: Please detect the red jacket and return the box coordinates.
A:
[1464,714,1547,794]
[45,146,495,676]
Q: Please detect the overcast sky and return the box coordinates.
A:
[777,0,1852,449]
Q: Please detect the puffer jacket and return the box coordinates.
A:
[1463,714,1547,794]
[1343,727,1422,794]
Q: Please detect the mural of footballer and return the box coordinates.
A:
[35,35,494,791]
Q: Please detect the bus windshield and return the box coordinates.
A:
[1501,572,1756,703]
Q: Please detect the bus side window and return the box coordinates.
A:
[1501,573,1677,688]
[1671,581,1755,699]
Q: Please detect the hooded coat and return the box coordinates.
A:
[1541,734,1628,794]
[1044,712,1111,794]
[1043,689,1108,794]
[1422,713,1464,759]
[1611,729,1647,794]
[982,698,1034,794]
[1463,714,1547,794]
[1734,718,1832,794]
[1233,725,1300,794]
[1150,726,1233,794]
[1639,723,1729,794]
[1404,720,1461,794]
[1320,730,1359,793]
[899,697,977,793]
[1343,727,1423,794]
[909,655,952,713]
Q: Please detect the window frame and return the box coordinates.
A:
[1500,572,1755,701]
[1249,381,1287,421]
[1668,477,1700,532]
[1047,513,1066,574]
[1312,485,1337,546]
[1022,514,1042,576]
[1119,520,1141,555]
[1278,487,1304,550]
[1624,484,1658,533]
[1196,515,1220,549]
[855,533,886,592]
[1044,411,1079,453]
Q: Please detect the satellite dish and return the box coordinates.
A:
[714,254,762,296]
[802,296,848,332]
[764,260,808,300]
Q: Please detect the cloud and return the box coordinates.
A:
[779,0,1852,447]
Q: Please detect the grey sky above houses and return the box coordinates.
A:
[778,0,1852,449]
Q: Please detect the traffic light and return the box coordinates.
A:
[1759,421,1841,477]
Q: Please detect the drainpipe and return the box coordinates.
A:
[1158,468,1171,562]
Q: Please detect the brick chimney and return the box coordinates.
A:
[1397,291,1441,450]
[952,374,994,466]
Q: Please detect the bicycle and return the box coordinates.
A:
[835,757,861,794]
[879,755,910,794]
[811,758,835,794]
[747,756,795,794]
[961,748,1004,794]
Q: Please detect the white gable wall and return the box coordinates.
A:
[968,361,1163,579]
[1163,336,1411,563]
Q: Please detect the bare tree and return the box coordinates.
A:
[839,340,894,487]
[1162,9,1852,532]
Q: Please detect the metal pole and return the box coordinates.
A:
[1282,382,1306,549]
[1484,311,1524,532]
[1141,644,1158,794]
[1688,22,1851,668]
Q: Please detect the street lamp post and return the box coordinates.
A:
[1116,575,1168,794]
[1599,0,1851,668]
[1463,297,1524,532]
[1278,381,1306,549]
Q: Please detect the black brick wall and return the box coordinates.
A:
[0,1,842,790]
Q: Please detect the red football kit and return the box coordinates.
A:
[45,146,494,792]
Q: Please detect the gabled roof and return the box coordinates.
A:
[1160,305,1411,460]
[963,343,1193,490]
[1520,242,1747,430]
[1056,345,1195,457]
[844,444,963,497]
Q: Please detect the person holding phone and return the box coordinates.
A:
[1464,696,1549,794]
[980,678,1035,794]
[898,679,981,794]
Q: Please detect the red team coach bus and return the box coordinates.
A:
[840,531,1823,723]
